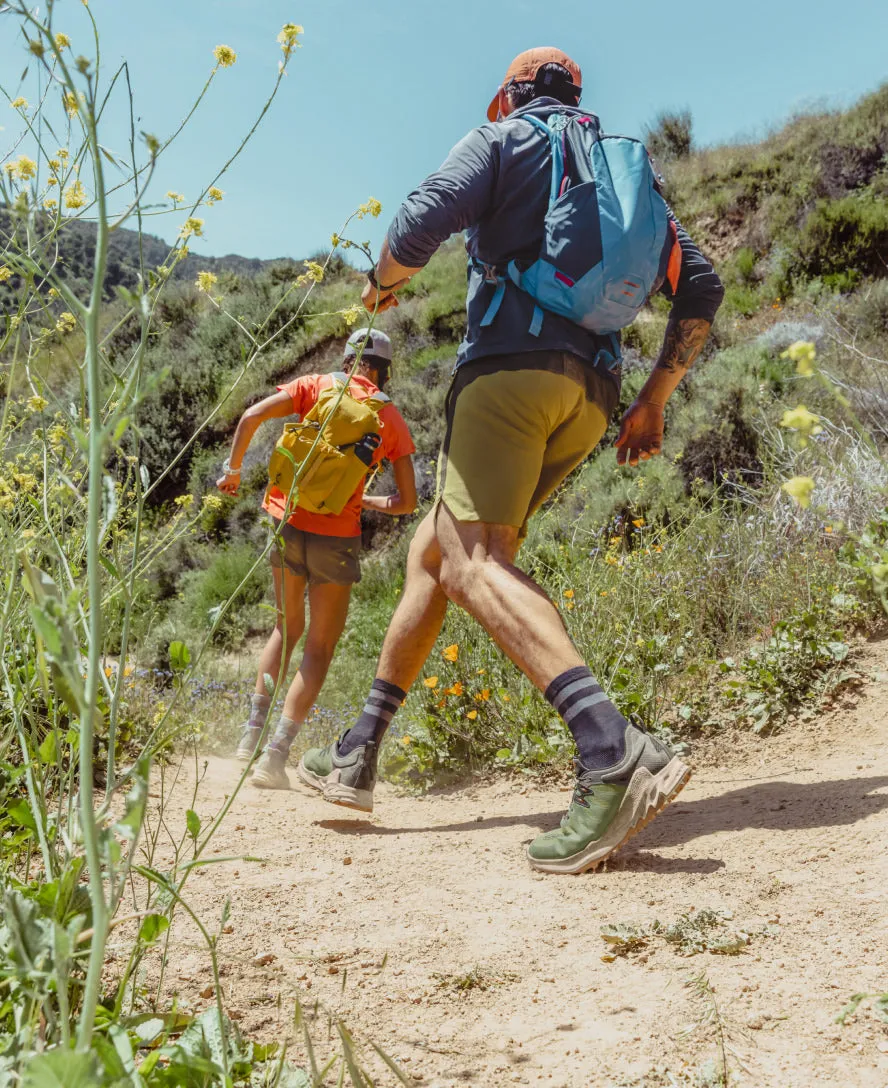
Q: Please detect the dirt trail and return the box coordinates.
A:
[156,639,888,1087]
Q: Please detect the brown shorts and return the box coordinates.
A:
[437,351,617,532]
[269,521,362,585]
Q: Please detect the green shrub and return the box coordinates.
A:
[177,544,271,648]
[792,194,888,282]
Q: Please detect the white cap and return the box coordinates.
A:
[343,327,393,363]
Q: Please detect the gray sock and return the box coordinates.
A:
[268,715,300,757]
[248,693,272,730]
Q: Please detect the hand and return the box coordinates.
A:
[216,470,240,495]
[361,276,410,314]
[614,400,665,467]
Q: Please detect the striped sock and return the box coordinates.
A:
[337,678,407,756]
[545,666,628,770]
[267,715,300,757]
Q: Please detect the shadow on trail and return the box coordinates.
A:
[638,775,888,848]
[314,776,888,851]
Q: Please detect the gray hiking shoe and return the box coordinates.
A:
[527,726,691,874]
[297,736,378,813]
[251,747,290,790]
[234,725,263,762]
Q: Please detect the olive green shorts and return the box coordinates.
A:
[437,351,617,531]
[269,521,362,585]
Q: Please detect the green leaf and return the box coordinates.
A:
[494,748,512,760]
[21,1049,101,1088]
[138,913,170,945]
[169,640,191,671]
[38,730,58,764]
[8,798,38,832]
[186,809,201,840]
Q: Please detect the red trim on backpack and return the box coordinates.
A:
[666,220,681,294]
[554,271,575,287]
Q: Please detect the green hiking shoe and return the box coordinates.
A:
[297,736,378,813]
[527,726,691,875]
[251,747,290,790]
[234,724,263,762]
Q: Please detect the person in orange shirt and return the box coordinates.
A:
[216,329,417,789]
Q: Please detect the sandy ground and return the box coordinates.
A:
[145,638,888,1087]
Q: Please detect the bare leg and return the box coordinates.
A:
[435,502,583,692]
[254,564,306,695]
[281,581,352,723]
[375,510,450,691]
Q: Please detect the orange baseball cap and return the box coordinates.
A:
[486,47,582,122]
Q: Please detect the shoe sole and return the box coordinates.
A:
[296,760,327,794]
[322,782,374,814]
[527,757,691,875]
[251,769,290,790]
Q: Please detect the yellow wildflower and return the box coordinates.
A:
[27,395,48,412]
[278,23,303,54]
[213,44,237,67]
[782,476,815,509]
[166,191,184,203]
[64,179,88,209]
[446,682,464,697]
[202,493,223,511]
[401,735,412,746]
[476,667,486,675]
[780,405,822,437]
[58,148,69,160]
[12,155,37,180]
[466,709,478,721]
[48,423,67,449]
[563,588,574,599]
[632,517,645,528]
[63,91,80,117]
[48,158,60,170]
[174,494,193,508]
[179,217,204,239]
[475,689,490,702]
[502,694,511,702]
[303,260,324,283]
[441,643,459,663]
[10,96,28,110]
[341,304,362,327]
[43,198,58,211]
[207,186,224,204]
[55,312,76,334]
[331,232,341,247]
[781,340,816,377]
[357,197,382,219]
[196,270,218,293]
[48,287,59,299]
[0,267,11,283]
[55,32,71,49]
[423,676,438,688]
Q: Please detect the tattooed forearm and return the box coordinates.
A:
[654,317,711,374]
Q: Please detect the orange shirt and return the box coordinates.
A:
[262,372,415,538]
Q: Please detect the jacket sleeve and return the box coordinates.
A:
[386,127,499,268]
[659,208,725,323]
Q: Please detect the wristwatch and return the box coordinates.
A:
[222,457,241,476]
[367,268,398,293]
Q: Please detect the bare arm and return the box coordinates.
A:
[216,390,294,494]
[361,454,417,516]
[614,316,712,467]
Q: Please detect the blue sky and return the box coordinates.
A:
[2,0,887,264]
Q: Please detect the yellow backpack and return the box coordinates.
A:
[267,372,390,516]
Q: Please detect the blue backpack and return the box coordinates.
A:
[480,111,675,339]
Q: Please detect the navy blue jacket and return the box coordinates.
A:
[387,99,724,372]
